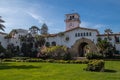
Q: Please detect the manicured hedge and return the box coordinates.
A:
[2,58,89,64]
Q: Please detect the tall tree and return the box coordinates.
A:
[104,29,113,40]
[9,29,18,38]
[0,16,5,31]
[29,26,40,36]
[97,38,114,57]
[41,23,48,35]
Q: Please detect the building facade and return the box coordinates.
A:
[45,13,120,57]
[0,13,120,57]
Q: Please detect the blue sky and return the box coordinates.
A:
[0,0,120,34]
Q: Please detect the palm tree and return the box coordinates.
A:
[29,26,40,36]
[97,39,114,57]
[0,16,5,31]
[104,29,113,40]
[35,35,45,47]
[9,29,18,38]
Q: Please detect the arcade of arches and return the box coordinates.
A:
[71,38,98,57]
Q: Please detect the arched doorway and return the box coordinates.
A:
[71,38,97,57]
[79,42,89,57]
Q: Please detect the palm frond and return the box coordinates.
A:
[0,24,5,31]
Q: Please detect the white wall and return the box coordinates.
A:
[46,28,98,48]
[0,34,8,48]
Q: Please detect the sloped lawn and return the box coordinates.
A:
[0,61,119,80]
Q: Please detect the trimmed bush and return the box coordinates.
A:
[12,57,30,60]
[2,58,89,64]
[85,60,105,72]
[3,58,16,62]
[86,52,103,59]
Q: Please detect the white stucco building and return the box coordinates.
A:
[0,13,120,57]
[44,13,120,57]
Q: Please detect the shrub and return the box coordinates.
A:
[86,52,103,59]
[85,60,105,72]
[41,46,68,60]
[63,52,72,60]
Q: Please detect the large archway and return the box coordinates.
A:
[79,42,89,57]
[71,38,98,57]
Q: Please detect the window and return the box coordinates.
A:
[70,16,74,20]
[72,16,74,19]
[75,33,77,37]
[86,32,88,36]
[115,36,120,43]
[51,41,56,46]
[89,32,92,36]
[46,42,50,47]
[84,32,86,36]
[78,33,80,37]
[81,33,83,36]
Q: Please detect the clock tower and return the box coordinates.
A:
[65,13,81,31]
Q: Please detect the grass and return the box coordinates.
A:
[0,61,120,80]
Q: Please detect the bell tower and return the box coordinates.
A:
[65,13,81,31]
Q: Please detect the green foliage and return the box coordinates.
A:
[86,52,103,59]
[97,39,115,58]
[2,58,89,64]
[35,35,45,47]
[20,34,45,58]
[63,52,72,60]
[25,58,44,62]
[41,46,68,60]
[86,60,105,72]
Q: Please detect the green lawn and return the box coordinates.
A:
[0,61,120,80]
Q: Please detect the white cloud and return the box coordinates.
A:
[26,11,55,28]
[81,21,108,29]
[27,12,45,24]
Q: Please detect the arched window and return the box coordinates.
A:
[51,41,56,46]
[89,32,92,36]
[81,33,83,36]
[86,32,88,36]
[84,32,86,36]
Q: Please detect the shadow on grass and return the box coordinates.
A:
[104,69,117,73]
[0,63,40,70]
